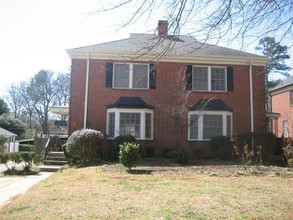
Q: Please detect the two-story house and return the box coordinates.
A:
[270,75,293,138]
[66,20,268,155]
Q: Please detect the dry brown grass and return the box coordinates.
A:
[0,159,293,219]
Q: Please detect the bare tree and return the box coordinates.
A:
[27,70,57,134]
[6,83,24,119]
[94,0,293,46]
[53,73,70,107]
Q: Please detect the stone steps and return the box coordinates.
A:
[38,151,67,172]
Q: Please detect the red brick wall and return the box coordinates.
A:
[69,59,266,153]
[272,91,293,137]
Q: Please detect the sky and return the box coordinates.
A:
[0,0,292,97]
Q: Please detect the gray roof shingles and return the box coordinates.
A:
[67,33,265,59]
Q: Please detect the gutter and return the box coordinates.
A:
[249,58,255,155]
[84,52,90,129]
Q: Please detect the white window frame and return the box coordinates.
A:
[188,110,233,141]
[107,108,154,140]
[192,66,227,92]
[113,63,149,89]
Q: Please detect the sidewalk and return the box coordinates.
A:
[0,172,54,208]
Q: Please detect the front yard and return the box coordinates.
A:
[0,158,292,219]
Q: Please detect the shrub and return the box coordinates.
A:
[168,148,193,164]
[64,129,104,164]
[193,149,205,159]
[283,139,293,167]
[19,144,35,152]
[143,145,156,158]
[238,132,276,161]
[119,142,141,170]
[21,152,35,169]
[210,136,232,160]
[161,148,176,159]
[113,135,136,159]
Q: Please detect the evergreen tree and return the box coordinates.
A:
[256,37,291,88]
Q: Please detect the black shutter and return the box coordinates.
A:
[105,62,113,88]
[186,65,192,90]
[227,67,233,91]
[149,64,156,89]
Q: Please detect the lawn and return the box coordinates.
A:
[0,158,292,220]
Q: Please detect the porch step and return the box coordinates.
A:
[40,151,67,172]
[38,165,63,172]
[44,160,67,165]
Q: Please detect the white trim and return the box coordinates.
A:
[67,51,268,66]
[188,110,233,141]
[107,108,154,140]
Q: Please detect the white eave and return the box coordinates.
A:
[66,51,269,66]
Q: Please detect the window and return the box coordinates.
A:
[108,112,115,138]
[290,90,293,105]
[120,113,141,138]
[113,63,149,89]
[192,66,227,91]
[107,108,153,139]
[189,111,232,140]
[283,121,289,138]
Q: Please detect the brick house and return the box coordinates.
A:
[66,21,268,155]
[269,76,293,138]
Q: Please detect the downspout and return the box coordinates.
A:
[249,58,255,155]
[83,52,90,129]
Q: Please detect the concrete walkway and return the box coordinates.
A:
[0,172,54,208]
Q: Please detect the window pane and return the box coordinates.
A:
[203,115,223,139]
[192,67,208,90]
[108,112,115,138]
[120,113,141,138]
[114,64,129,88]
[190,114,198,139]
[145,113,152,139]
[226,115,232,137]
[211,68,226,91]
[133,64,148,88]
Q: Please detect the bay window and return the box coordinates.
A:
[107,108,153,140]
[189,111,233,140]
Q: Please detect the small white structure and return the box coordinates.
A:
[0,127,19,152]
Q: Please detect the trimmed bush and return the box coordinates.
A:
[113,135,136,159]
[210,136,232,160]
[168,148,193,164]
[19,144,35,152]
[64,129,104,164]
[119,142,141,170]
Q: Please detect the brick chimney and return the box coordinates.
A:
[157,20,168,37]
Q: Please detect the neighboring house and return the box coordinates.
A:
[269,75,293,138]
[0,127,19,152]
[66,20,268,155]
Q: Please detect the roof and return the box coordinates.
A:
[66,33,268,66]
[189,99,233,112]
[106,97,154,109]
[0,127,17,138]
[270,75,293,93]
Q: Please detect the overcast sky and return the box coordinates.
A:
[0,0,292,97]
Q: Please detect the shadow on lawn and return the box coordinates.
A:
[127,169,153,175]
